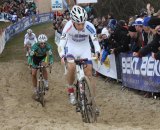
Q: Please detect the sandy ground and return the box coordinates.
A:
[0,61,160,130]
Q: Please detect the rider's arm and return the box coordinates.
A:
[28,43,38,65]
[46,44,54,64]
[58,22,70,58]
[87,22,101,54]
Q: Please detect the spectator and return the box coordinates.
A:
[133,18,147,49]
[109,20,130,55]
[11,12,17,23]
[153,10,160,18]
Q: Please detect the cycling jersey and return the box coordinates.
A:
[24,33,37,46]
[28,43,54,68]
[58,20,101,59]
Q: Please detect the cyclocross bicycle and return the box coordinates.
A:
[36,62,51,107]
[67,57,99,123]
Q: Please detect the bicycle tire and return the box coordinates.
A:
[82,76,97,123]
[38,79,45,107]
[75,82,88,122]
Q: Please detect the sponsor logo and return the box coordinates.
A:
[122,56,160,76]
[86,25,95,34]
[72,34,88,42]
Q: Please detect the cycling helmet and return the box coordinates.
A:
[70,5,88,23]
[27,29,32,34]
[38,34,48,43]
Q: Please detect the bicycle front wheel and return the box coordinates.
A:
[82,76,98,123]
[38,79,45,107]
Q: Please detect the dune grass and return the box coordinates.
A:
[0,22,60,62]
[0,21,11,30]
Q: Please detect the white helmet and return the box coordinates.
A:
[70,5,88,23]
[27,29,32,34]
[38,34,48,43]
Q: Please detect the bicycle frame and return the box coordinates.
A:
[76,63,85,82]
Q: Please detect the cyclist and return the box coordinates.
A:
[28,34,54,99]
[24,29,37,57]
[58,5,101,105]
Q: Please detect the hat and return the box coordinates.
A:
[101,28,109,37]
[107,19,117,31]
[153,10,160,16]
[128,25,136,32]
[143,16,151,26]
[133,18,144,26]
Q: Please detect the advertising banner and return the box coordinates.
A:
[51,0,63,11]
[92,54,117,79]
[0,12,11,22]
[0,12,54,54]
[121,53,160,92]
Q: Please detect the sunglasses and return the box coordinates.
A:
[40,42,46,45]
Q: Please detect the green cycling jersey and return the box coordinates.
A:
[28,42,54,68]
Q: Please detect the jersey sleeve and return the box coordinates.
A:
[46,44,54,64]
[58,21,71,58]
[86,22,101,53]
[28,43,38,65]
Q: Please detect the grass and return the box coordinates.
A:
[0,22,60,62]
[0,21,12,30]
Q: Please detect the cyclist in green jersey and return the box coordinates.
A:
[28,34,54,97]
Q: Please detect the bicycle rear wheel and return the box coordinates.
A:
[82,76,98,123]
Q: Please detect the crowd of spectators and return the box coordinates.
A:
[0,0,36,23]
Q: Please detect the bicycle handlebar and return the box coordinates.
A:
[67,57,97,64]
[35,64,50,69]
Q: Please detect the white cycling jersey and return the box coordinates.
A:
[24,33,37,46]
[58,20,101,59]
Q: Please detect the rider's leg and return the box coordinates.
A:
[84,64,96,96]
[66,62,76,105]
[66,62,76,91]
[32,68,38,93]
[43,68,49,90]
[25,44,31,57]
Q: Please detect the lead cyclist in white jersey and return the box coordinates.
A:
[58,5,101,105]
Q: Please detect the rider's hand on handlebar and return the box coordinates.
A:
[61,55,66,65]
[41,62,48,67]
